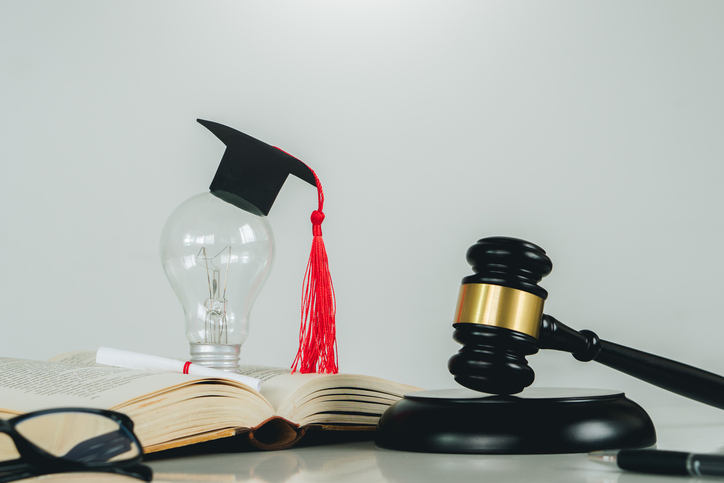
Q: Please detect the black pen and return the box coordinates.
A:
[589,449,724,477]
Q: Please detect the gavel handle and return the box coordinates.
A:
[539,314,724,410]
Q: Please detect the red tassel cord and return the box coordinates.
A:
[292,169,338,374]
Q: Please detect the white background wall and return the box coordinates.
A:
[1,1,724,416]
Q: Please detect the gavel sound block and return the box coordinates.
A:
[375,236,724,453]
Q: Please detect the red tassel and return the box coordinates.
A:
[292,170,338,374]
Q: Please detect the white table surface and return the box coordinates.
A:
[144,403,724,483]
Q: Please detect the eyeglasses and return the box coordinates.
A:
[0,408,152,482]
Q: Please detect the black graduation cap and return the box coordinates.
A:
[198,118,317,216]
[197,119,338,375]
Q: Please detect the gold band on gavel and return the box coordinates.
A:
[453,284,545,339]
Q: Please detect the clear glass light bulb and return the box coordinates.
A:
[159,192,274,371]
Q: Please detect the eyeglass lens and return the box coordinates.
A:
[0,434,19,461]
[14,413,141,463]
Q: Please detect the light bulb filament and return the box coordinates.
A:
[196,246,232,344]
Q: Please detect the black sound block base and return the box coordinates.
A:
[375,388,656,454]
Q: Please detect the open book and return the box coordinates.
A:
[0,352,420,454]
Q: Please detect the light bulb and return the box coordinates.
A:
[159,192,274,371]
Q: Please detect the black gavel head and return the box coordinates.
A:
[447,236,553,395]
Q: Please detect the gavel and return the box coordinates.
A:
[448,236,724,409]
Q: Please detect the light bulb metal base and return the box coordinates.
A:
[189,343,240,372]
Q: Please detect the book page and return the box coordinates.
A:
[49,356,312,407]
[238,365,295,382]
[237,365,328,411]
[48,353,298,410]
[0,358,211,413]
[238,366,421,415]
[272,373,422,423]
[49,350,101,366]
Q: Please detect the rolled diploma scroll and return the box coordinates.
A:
[96,347,262,391]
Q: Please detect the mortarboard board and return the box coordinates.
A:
[198,119,337,374]
[199,119,317,216]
